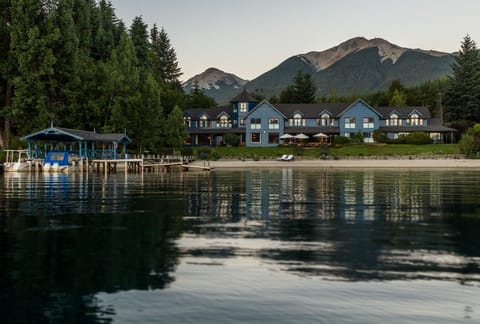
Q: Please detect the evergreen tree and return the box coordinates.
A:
[165,105,187,147]
[0,0,13,146]
[150,25,182,85]
[185,81,217,108]
[293,71,317,103]
[129,16,150,68]
[279,71,317,103]
[10,0,60,132]
[389,89,407,107]
[444,35,480,123]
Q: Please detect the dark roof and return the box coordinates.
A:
[187,128,245,135]
[20,126,132,143]
[380,119,456,133]
[275,103,351,118]
[184,105,232,120]
[230,89,258,103]
[285,127,340,135]
[375,106,431,119]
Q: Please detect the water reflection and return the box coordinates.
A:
[0,172,184,323]
[182,169,480,284]
[1,169,480,322]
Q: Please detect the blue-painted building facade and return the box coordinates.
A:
[183,90,455,147]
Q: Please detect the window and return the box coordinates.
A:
[240,118,245,126]
[199,116,210,128]
[269,133,279,144]
[363,117,374,128]
[184,116,191,127]
[269,118,279,129]
[318,113,333,126]
[363,132,374,143]
[409,113,420,126]
[387,113,399,126]
[240,102,248,113]
[407,113,423,126]
[344,117,356,129]
[250,118,261,129]
[217,115,231,128]
[251,133,260,143]
[289,113,305,127]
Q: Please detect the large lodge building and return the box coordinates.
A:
[183,89,455,147]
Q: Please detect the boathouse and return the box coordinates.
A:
[20,125,132,159]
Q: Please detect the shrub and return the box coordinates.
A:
[391,132,431,145]
[224,133,240,147]
[373,130,389,143]
[459,130,476,158]
[333,136,350,145]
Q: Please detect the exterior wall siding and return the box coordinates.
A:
[245,102,285,147]
[338,101,380,138]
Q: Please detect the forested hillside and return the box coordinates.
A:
[0,0,186,151]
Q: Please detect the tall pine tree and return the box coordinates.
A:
[444,35,480,123]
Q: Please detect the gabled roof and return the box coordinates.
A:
[230,88,258,103]
[337,99,383,118]
[20,126,131,143]
[243,100,287,119]
[274,102,351,118]
[376,106,431,119]
[183,105,232,120]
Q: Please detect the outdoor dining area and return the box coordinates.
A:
[279,132,329,146]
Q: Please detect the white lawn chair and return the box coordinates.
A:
[277,154,288,161]
[284,154,294,161]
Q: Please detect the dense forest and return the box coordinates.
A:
[0,0,201,151]
[1,0,479,152]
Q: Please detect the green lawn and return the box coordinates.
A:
[195,144,461,159]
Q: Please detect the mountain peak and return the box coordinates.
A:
[183,68,247,91]
[301,37,409,71]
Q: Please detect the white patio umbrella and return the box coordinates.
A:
[313,132,328,138]
[294,133,309,140]
[279,133,294,139]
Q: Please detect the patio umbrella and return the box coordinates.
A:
[279,134,294,139]
[313,132,328,138]
[294,133,309,140]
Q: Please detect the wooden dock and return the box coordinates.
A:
[91,158,212,174]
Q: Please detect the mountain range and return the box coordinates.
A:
[182,37,456,104]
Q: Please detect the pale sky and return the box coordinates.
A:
[109,0,480,82]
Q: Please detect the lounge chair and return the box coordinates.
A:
[284,154,294,161]
[277,154,288,161]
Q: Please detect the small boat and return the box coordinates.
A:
[3,149,32,172]
[43,151,69,173]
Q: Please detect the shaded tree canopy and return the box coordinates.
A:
[0,0,186,151]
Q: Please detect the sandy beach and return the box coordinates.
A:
[190,157,480,169]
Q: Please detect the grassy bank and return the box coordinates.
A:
[193,144,461,160]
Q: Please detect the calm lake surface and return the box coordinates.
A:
[1,168,480,323]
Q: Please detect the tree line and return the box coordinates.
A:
[0,0,193,151]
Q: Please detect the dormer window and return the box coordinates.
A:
[408,113,423,126]
[387,113,399,126]
[240,102,248,113]
[318,113,333,126]
[199,115,210,128]
[217,115,231,128]
[289,113,305,127]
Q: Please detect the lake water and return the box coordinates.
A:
[1,169,480,323]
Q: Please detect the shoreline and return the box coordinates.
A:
[190,158,480,169]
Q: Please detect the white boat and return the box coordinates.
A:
[43,151,69,173]
[2,149,32,172]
